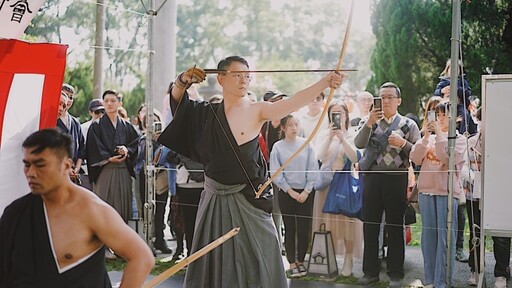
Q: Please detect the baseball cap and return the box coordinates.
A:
[263,90,287,102]
[88,99,104,111]
[62,83,75,95]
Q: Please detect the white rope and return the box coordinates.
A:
[83,0,146,16]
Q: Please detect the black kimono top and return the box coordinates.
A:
[158,89,267,187]
[0,194,111,287]
[86,114,139,183]
[56,114,86,164]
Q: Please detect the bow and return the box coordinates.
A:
[256,0,355,198]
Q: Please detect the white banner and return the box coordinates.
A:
[0,0,46,39]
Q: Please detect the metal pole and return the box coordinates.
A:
[144,0,156,248]
[93,0,105,98]
[446,0,461,286]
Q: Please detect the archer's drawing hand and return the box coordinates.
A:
[324,71,347,89]
[181,67,206,84]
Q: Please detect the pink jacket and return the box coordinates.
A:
[410,133,467,198]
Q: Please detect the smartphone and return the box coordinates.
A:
[153,121,163,134]
[427,110,436,134]
[332,112,341,130]
[427,110,436,122]
[373,97,382,110]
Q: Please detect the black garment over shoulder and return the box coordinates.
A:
[0,194,111,287]
[158,91,266,187]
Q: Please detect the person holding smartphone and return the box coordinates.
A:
[355,82,420,287]
[312,101,362,277]
[422,96,443,135]
[410,102,467,288]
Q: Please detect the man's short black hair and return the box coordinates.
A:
[22,128,73,159]
[102,89,122,101]
[217,56,250,71]
[380,82,401,98]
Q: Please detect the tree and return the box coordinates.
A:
[176,0,375,95]
[26,0,377,118]
[369,0,512,116]
[65,61,94,122]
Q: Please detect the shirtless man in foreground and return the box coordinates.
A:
[0,128,154,288]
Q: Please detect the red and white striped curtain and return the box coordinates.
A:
[0,39,67,214]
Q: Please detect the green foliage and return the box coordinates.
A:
[65,62,94,122]
[370,0,512,116]
[369,0,512,113]
[121,80,146,121]
[27,0,376,112]
[176,0,375,95]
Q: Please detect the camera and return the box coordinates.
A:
[373,97,382,110]
[114,146,123,156]
[332,112,341,130]
[153,121,163,134]
[427,110,436,122]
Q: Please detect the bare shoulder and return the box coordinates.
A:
[250,100,272,121]
[70,186,118,222]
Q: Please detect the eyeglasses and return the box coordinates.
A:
[227,73,253,82]
[93,109,105,115]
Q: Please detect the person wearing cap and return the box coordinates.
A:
[159,56,345,288]
[80,99,105,191]
[57,86,86,186]
[81,99,105,141]
[263,90,286,102]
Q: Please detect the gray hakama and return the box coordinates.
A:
[183,176,287,288]
[159,89,287,287]
[93,162,132,222]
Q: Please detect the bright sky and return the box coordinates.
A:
[353,0,372,33]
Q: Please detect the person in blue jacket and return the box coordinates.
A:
[433,59,477,135]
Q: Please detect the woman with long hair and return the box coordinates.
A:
[270,114,318,278]
[311,101,361,277]
[410,102,467,288]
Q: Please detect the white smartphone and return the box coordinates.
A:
[427,110,436,122]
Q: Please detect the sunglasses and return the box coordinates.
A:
[93,109,105,115]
